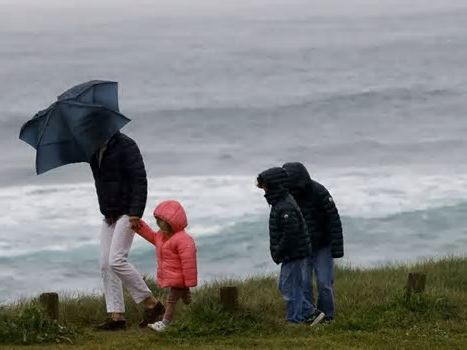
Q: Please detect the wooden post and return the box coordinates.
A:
[406,273,426,294]
[39,292,59,320]
[220,286,238,312]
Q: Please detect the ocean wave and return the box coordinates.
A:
[131,86,461,118]
[327,169,467,218]
[0,169,465,258]
[317,86,459,105]
[1,170,467,226]
[3,199,466,270]
[0,176,265,258]
[0,241,98,259]
[305,138,467,157]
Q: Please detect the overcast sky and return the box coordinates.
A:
[2,0,467,18]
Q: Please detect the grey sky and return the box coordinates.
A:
[2,0,467,18]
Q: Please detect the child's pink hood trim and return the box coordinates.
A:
[153,200,188,232]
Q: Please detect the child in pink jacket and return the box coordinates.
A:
[134,200,198,332]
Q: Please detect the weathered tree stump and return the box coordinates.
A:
[220,286,238,312]
[39,292,59,320]
[406,272,426,294]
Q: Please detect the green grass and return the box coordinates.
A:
[1,257,466,349]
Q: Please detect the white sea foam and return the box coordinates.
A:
[1,169,467,258]
[0,176,265,258]
[325,168,467,218]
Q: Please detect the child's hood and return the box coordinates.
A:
[153,200,188,232]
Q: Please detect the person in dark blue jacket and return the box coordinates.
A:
[90,132,164,330]
[257,167,325,325]
[283,162,343,321]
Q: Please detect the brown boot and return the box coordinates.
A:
[139,301,165,328]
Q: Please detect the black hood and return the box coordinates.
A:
[257,167,288,189]
[282,162,312,192]
[257,167,288,205]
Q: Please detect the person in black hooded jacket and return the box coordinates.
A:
[257,167,324,325]
[90,132,164,330]
[282,162,343,321]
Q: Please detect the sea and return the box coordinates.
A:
[1,0,467,302]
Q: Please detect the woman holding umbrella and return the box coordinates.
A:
[19,81,165,330]
[91,131,165,330]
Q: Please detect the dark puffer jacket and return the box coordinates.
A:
[257,167,312,264]
[90,132,147,219]
[282,162,344,258]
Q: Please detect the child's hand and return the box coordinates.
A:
[129,216,142,231]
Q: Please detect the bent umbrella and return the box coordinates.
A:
[19,100,130,174]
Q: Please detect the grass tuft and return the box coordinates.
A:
[0,302,78,345]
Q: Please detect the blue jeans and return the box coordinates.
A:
[303,246,335,318]
[278,257,311,323]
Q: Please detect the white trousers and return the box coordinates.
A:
[100,215,152,313]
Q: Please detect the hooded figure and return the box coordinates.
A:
[257,167,321,324]
[257,167,312,264]
[282,162,343,258]
[282,162,343,322]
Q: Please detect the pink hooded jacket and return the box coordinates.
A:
[135,200,198,288]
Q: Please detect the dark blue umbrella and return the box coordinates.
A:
[19,82,130,174]
[57,80,120,112]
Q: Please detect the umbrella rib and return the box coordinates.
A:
[36,108,54,146]
[60,103,88,160]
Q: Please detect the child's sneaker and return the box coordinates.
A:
[305,310,326,326]
[148,320,169,332]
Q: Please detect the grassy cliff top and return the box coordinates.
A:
[1,257,466,349]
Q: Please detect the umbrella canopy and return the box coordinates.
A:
[19,100,130,174]
[57,80,120,112]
